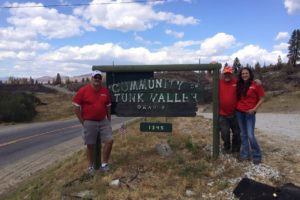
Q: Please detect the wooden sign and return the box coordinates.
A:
[108,78,204,117]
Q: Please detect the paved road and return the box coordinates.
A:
[0,116,136,194]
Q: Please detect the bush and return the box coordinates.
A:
[0,92,37,122]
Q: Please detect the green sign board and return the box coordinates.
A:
[140,122,172,132]
[108,78,204,117]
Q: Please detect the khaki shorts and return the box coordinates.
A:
[82,119,113,144]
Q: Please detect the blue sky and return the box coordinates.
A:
[0,0,299,78]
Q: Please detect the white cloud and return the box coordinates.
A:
[40,43,169,64]
[74,0,199,32]
[197,33,236,56]
[275,32,289,40]
[284,0,300,14]
[173,40,201,48]
[273,43,289,51]
[0,39,49,51]
[231,45,287,66]
[134,33,161,45]
[0,51,16,60]
[165,29,184,38]
[6,2,94,39]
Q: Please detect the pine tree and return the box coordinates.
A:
[29,77,34,85]
[254,62,261,72]
[287,29,300,67]
[55,73,62,85]
[277,55,283,69]
[233,57,241,75]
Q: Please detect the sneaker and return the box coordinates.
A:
[253,160,261,165]
[100,164,110,172]
[87,166,95,176]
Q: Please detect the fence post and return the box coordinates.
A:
[94,135,101,170]
[212,68,220,158]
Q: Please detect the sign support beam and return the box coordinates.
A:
[93,64,221,160]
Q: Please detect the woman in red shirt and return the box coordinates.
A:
[236,67,265,165]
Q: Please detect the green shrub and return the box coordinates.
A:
[0,92,37,122]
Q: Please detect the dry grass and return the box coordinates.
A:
[33,92,74,122]
[2,115,299,200]
[260,89,300,113]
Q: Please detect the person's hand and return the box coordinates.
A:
[247,108,256,114]
[254,79,262,85]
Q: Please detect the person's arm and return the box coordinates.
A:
[106,105,111,121]
[254,79,262,85]
[73,105,84,125]
[205,70,213,83]
[248,97,264,114]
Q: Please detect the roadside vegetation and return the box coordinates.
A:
[0,84,74,123]
[0,92,37,122]
[1,116,299,199]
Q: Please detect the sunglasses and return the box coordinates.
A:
[93,76,102,80]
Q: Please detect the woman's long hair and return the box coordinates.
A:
[236,67,254,100]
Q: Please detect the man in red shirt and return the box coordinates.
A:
[207,66,240,155]
[72,70,113,175]
[218,66,241,155]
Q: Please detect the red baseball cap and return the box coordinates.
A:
[223,66,233,74]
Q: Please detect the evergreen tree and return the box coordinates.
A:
[29,77,34,85]
[277,55,283,69]
[254,62,261,72]
[287,29,300,67]
[55,73,62,85]
[233,57,241,75]
[81,78,85,83]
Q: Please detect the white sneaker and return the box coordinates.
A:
[100,164,110,172]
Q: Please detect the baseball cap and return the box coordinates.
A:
[92,70,102,77]
[223,66,233,74]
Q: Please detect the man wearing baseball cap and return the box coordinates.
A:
[218,66,241,155]
[72,70,113,175]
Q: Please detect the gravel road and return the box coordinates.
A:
[198,113,300,142]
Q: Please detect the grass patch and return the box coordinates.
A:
[259,89,300,113]
[33,92,74,122]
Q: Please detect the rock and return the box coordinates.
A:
[155,143,172,156]
[185,189,196,197]
[109,179,120,188]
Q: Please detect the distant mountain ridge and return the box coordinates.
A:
[36,74,92,84]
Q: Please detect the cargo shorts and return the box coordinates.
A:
[82,119,113,145]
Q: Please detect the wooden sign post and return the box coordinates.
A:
[92,64,220,164]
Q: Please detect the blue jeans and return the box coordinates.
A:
[236,111,261,161]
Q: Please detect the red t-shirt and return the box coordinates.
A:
[236,82,265,112]
[219,78,237,116]
[72,84,111,121]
